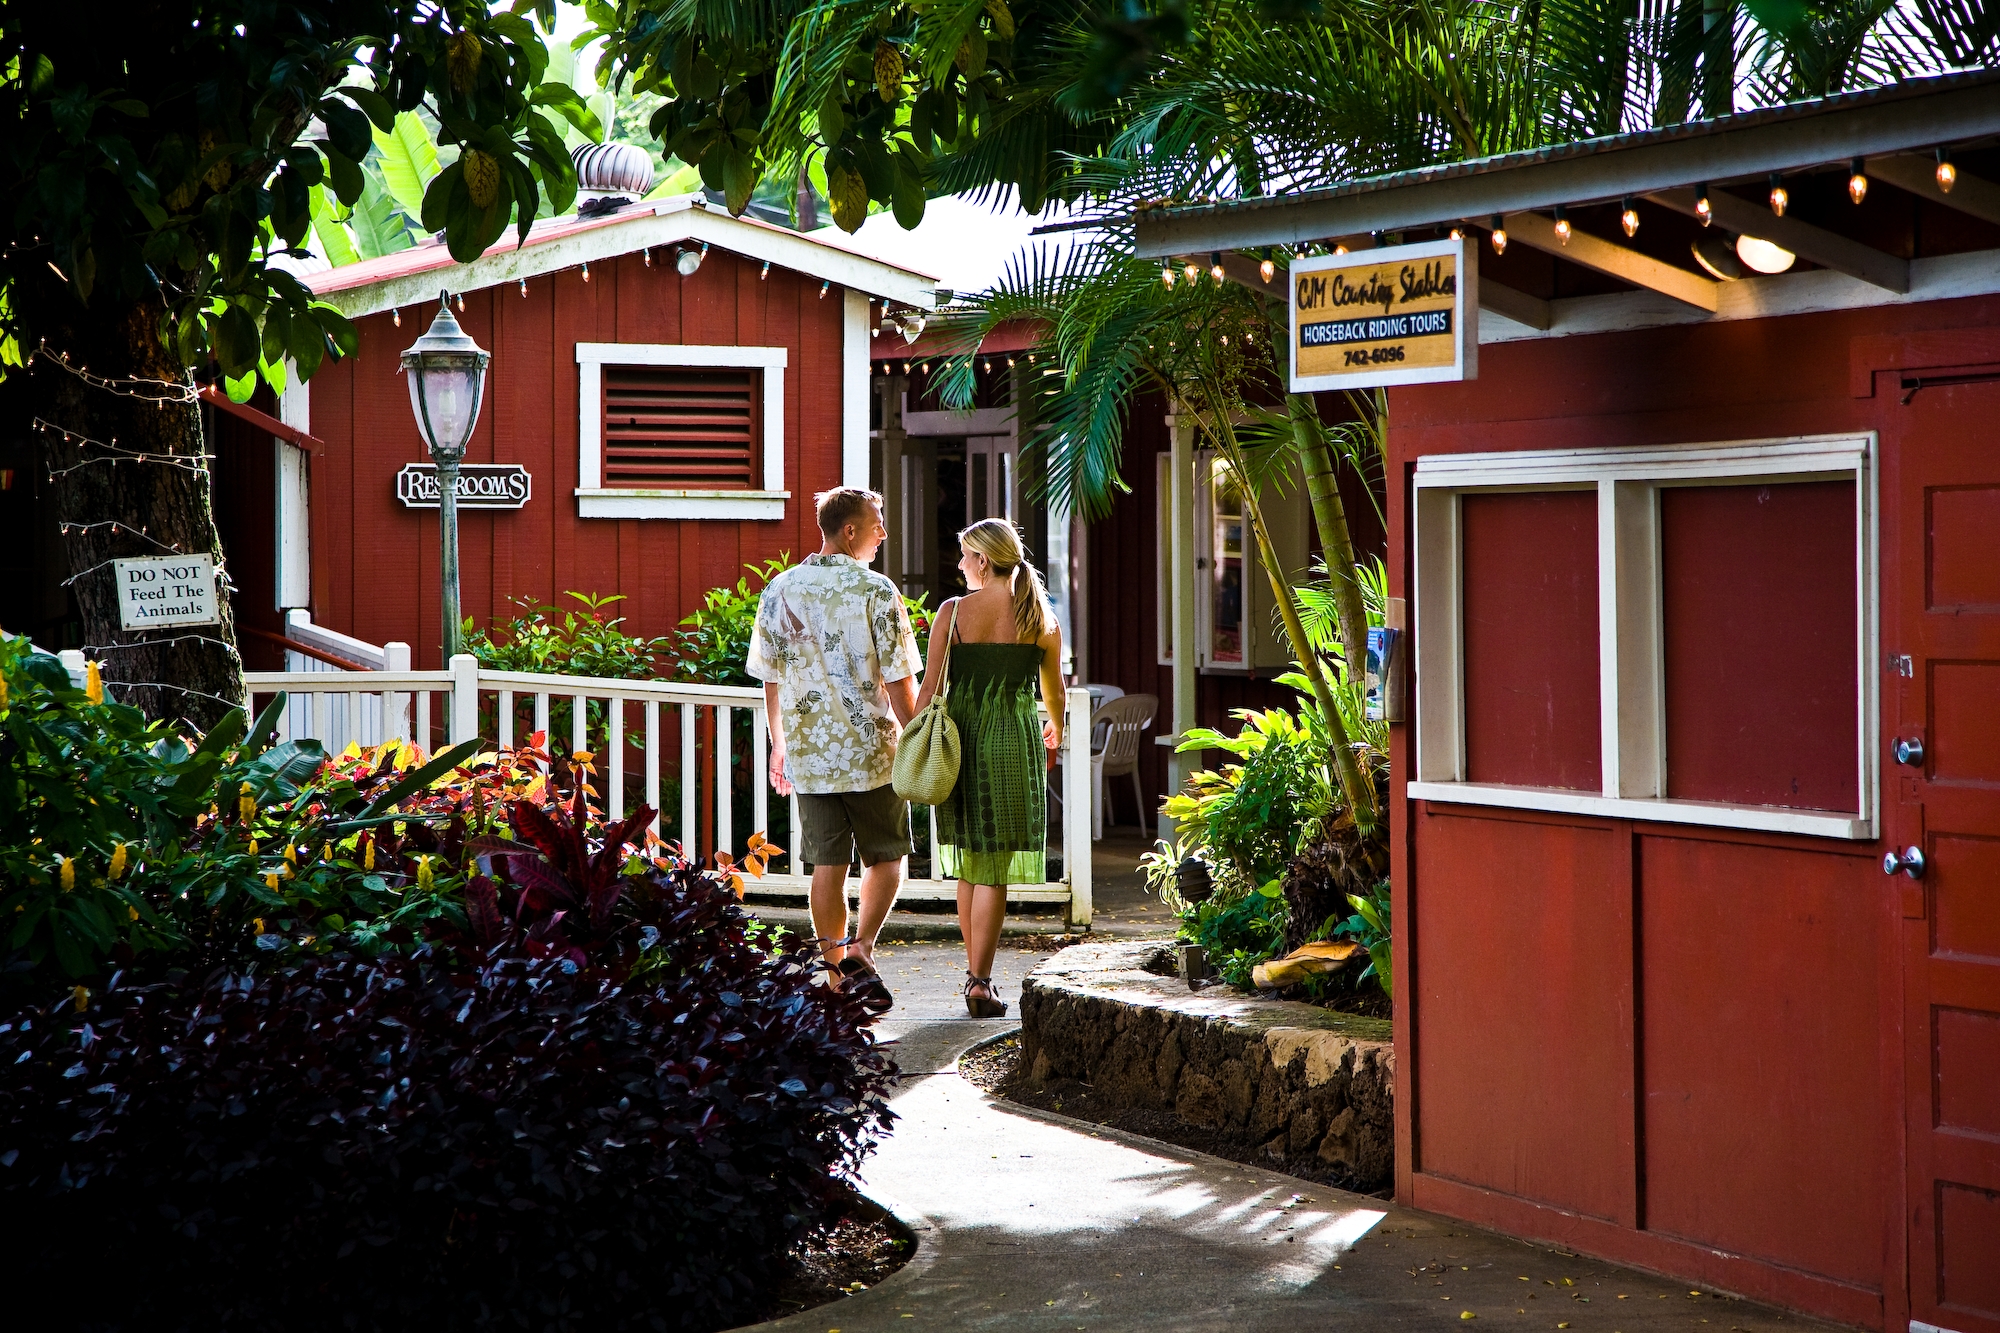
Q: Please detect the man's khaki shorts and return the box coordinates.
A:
[797,783,911,868]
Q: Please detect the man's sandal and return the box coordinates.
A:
[819,936,894,1015]
[963,973,1008,1019]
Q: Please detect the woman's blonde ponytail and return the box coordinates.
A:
[960,518,1053,642]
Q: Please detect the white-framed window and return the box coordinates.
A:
[1409,433,1878,840]
[1156,447,1312,673]
[575,342,789,519]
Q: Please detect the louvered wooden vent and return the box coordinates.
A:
[601,364,758,489]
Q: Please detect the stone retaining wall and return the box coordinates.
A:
[1019,940,1396,1190]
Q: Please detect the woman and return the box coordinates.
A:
[912,519,1065,1018]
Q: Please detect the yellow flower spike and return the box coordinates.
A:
[363,835,376,871]
[284,843,298,867]
[128,905,139,921]
[84,660,104,704]
[109,842,128,880]
[246,839,259,858]
[238,780,256,824]
[265,872,279,890]
[416,855,434,891]
[73,985,89,1012]
[0,673,9,708]
[253,917,265,934]
[59,855,74,892]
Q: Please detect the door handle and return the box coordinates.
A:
[1883,846,1926,879]
[1893,736,1925,767]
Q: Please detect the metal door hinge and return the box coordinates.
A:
[1887,653,1914,678]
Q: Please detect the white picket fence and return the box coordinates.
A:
[240,655,1093,928]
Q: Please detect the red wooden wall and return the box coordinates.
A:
[1387,289,2000,1333]
[304,250,847,663]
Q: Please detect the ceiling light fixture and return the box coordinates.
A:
[676,243,707,276]
[1690,234,1743,281]
[1736,234,1795,274]
[1848,158,1869,205]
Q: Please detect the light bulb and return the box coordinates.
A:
[1848,159,1868,204]
[1258,257,1275,283]
[1448,227,1464,241]
[1937,149,1957,193]
[1736,235,1795,275]
[1333,244,1348,256]
[1620,199,1639,238]
[1489,215,1507,255]
[676,246,704,276]
[643,248,652,267]
[1768,175,1787,217]
[393,308,401,327]
[1183,262,1199,283]
[760,261,770,280]
[519,279,528,297]
[581,262,591,282]
[1210,251,1225,284]
[1552,205,1571,245]
[1161,265,1176,289]
[1695,184,1713,226]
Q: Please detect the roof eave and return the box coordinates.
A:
[1134,70,2000,257]
[309,197,941,317]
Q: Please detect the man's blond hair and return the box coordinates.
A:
[815,486,882,538]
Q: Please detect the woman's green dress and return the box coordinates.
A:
[935,640,1046,886]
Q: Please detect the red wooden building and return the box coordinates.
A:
[235,192,942,665]
[1136,71,2000,1332]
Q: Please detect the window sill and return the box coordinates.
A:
[575,488,791,520]
[1405,780,1873,840]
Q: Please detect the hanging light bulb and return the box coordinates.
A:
[1183,261,1199,283]
[982,358,991,373]
[1243,330,1254,344]
[1489,215,1507,255]
[1448,226,1464,241]
[1552,204,1572,245]
[393,307,401,328]
[1258,256,1276,283]
[1007,356,1016,367]
[819,280,829,298]
[1620,198,1640,238]
[1936,147,1957,193]
[642,248,652,267]
[1768,174,1788,217]
[1695,183,1713,226]
[1333,243,1348,256]
[760,261,770,280]
[1848,158,1869,205]
[1161,264,1176,289]
[1209,251,1225,284]
[454,292,466,311]
[518,278,528,297]
[581,262,592,282]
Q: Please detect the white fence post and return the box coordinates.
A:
[448,654,479,746]
[385,642,412,741]
[57,649,87,691]
[1064,686,1093,929]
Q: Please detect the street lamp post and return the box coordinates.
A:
[400,291,491,663]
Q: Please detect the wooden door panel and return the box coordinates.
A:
[1896,376,2000,1333]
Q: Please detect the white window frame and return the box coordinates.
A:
[1408,432,1878,841]
[1155,447,1312,674]
[575,342,789,519]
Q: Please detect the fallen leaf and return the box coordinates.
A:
[1460,1312,1476,1321]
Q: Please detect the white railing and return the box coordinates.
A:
[241,656,1094,927]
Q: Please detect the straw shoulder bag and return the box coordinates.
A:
[891,603,960,806]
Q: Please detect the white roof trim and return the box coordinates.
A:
[1479,245,2000,342]
[308,197,941,319]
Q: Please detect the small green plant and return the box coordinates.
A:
[673,557,792,686]
[1165,704,1333,888]
[465,590,673,680]
[1331,878,1393,997]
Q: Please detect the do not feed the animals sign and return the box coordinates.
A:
[115,553,220,630]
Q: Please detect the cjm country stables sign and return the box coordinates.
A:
[1289,236,1477,392]
[395,462,533,510]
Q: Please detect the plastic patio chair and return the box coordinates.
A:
[1087,693,1158,840]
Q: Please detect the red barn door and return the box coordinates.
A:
[1892,377,2000,1333]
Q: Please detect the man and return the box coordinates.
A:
[747,487,920,1013]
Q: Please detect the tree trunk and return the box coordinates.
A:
[32,287,243,730]
[1286,393,1367,672]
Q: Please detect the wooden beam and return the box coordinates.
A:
[1645,187,1909,292]
[198,384,326,452]
[1502,211,1718,312]
[1867,153,2000,226]
[1478,278,1553,330]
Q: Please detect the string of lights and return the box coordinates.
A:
[84,632,239,656]
[57,520,187,556]
[31,341,199,403]
[36,418,216,477]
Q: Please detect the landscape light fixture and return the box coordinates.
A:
[1210,251,1225,284]
[1620,197,1640,238]
[1735,235,1795,274]
[1489,215,1507,255]
[1695,184,1713,226]
[898,309,928,344]
[1849,158,1869,205]
[1768,174,1788,217]
[1936,147,1957,193]
[1690,234,1743,281]
[1552,205,1572,245]
[400,291,491,663]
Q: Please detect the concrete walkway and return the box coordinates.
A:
[747,943,1843,1333]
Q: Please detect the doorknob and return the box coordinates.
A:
[1883,846,1926,879]
[1893,736,1925,767]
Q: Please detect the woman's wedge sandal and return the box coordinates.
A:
[963,973,1008,1019]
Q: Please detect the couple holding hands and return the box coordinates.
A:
[747,487,1065,1019]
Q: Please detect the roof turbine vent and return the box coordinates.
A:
[572,142,656,215]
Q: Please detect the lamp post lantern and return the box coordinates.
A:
[400,290,491,663]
